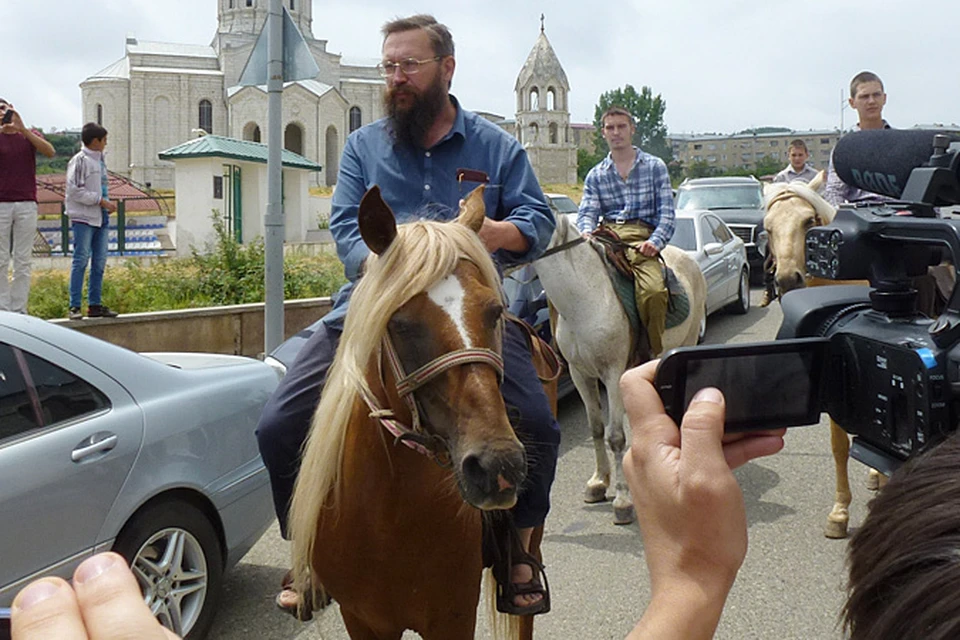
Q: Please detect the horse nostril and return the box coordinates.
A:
[461,453,491,494]
[461,448,527,497]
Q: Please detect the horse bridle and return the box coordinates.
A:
[358,332,505,466]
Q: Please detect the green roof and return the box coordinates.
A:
[158,135,322,171]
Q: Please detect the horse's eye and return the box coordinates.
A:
[484,302,504,327]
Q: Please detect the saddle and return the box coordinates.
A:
[590,227,691,366]
[506,314,562,384]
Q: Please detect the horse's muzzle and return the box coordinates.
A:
[777,270,806,296]
[458,443,527,510]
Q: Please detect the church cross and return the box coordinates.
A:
[540,13,545,33]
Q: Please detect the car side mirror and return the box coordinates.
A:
[703,242,724,256]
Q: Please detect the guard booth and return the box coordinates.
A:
[159,135,322,256]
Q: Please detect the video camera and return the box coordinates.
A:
[656,129,960,474]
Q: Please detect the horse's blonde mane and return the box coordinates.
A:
[764,181,837,224]
[288,216,502,605]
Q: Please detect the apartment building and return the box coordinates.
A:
[669,129,842,174]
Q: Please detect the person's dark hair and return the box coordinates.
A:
[843,433,960,639]
[849,71,884,98]
[788,139,808,153]
[601,106,635,129]
[381,14,454,58]
[81,122,108,146]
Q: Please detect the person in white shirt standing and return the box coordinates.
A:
[773,139,819,184]
[64,122,119,320]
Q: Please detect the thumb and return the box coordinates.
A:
[678,387,728,475]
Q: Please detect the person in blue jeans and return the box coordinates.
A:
[64,122,118,319]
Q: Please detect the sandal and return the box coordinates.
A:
[484,512,551,617]
[495,555,551,616]
[275,570,330,621]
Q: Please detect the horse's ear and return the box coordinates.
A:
[808,170,826,193]
[457,185,486,233]
[359,185,397,255]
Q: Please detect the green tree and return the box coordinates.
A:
[684,160,720,180]
[592,85,673,164]
[754,155,784,177]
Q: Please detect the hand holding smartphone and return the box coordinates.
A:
[1,109,14,125]
[654,338,829,432]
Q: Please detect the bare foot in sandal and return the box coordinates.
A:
[510,562,544,609]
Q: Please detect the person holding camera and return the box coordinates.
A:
[0,99,56,314]
[64,122,119,320]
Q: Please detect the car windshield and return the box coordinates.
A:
[669,218,697,251]
[547,195,579,214]
[676,185,762,211]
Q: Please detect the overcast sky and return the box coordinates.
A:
[4,0,958,135]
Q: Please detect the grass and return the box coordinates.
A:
[542,183,584,204]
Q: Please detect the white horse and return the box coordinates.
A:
[535,214,706,523]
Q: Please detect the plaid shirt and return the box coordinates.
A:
[824,121,895,206]
[577,147,675,250]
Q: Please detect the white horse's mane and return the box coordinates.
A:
[764,181,837,223]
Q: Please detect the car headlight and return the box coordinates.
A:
[264,355,287,380]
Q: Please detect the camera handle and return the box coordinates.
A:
[872,217,960,347]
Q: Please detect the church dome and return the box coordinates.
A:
[515,30,569,92]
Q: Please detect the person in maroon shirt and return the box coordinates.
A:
[0,99,55,313]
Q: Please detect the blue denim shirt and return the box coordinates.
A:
[323,95,554,330]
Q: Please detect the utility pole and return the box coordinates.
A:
[264,0,284,354]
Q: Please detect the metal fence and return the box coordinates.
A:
[35,196,174,257]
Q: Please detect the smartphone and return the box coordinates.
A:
[0,109,13,125]
[654,338,829,431]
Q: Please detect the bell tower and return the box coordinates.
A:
[217,0,313,39]
[514,15,577,184]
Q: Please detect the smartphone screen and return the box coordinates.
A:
[655,338,829,431]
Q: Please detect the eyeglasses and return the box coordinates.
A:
[377,56,442,78]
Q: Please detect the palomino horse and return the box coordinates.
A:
[288,186,533,639]
[763,174,872,539]
[535,214,706,524]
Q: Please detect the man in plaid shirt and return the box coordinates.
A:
[577,106,675,356]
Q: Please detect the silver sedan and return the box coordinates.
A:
[669,209,750,339]
[0,312,279,639]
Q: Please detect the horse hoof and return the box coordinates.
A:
[824,519,848,539]
[583,484,608,504]
[613,505,635,525]
[866,469,881,491]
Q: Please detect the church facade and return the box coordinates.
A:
[80,0,384,189]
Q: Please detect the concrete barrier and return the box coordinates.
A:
[51,297,333,358]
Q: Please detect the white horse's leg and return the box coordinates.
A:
[570,366,609,503]
[605,377,634,525]
[826,420,852,539]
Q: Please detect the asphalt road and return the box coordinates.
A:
[207,287,875,639]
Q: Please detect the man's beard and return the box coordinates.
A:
[385,77,447,147]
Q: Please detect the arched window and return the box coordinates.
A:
[228,0,234,7]
[246,0,253,6]
[289,0,295,8]
[284,122,304,155]
[325,126,339,186]
[349,106,362,133]
[549,122,558,144]
[198,99,213,134]
[243,122,261,142]
[529,88,539,111]
[96,104,103,125]
[547,88,555,111]
[529,122,539,143]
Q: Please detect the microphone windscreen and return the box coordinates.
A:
[832,129,959,198]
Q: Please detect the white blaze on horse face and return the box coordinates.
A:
[427,275,473,347]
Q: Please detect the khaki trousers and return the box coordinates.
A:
[605,222,669,356]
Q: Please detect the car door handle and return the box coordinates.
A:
[72,433,119,462]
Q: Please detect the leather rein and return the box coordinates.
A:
[358,332,505,467]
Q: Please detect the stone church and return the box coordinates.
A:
[80,0,383,190]
[511,21,578,185]
[80,4,578,191]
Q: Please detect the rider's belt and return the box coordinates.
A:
[607,219,654,230]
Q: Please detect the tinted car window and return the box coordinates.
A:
[0,343,39,439]
[670,218,697,251]
[546,196,579,215]
[706,216,733,243]
[676,186,762,211]
[0,342,110,439]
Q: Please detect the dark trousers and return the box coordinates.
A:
[255,319,561,538]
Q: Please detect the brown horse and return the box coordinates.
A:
[287,186,534,639]
[763,174,879,538]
